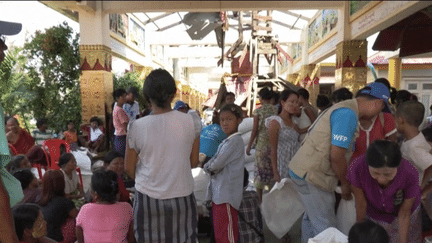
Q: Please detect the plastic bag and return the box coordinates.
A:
[238,117,253,134]
[71,150,92,175]
[307,227,348,243]
[336,195,356,235]
[261,178,305,239]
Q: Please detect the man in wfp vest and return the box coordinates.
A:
[288,82,390,242]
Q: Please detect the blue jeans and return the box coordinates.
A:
[291,176,337,242]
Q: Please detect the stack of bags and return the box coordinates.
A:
[238,117,256,190]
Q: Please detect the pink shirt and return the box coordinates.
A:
[113,105,129,136]
[76,202,133,243]
[347,155,420,223]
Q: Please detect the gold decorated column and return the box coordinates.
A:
[79,44,113,124]
[182,85,191,105]
[287,73,299,84]
[298,65,320,108]
[335,40,368,94]
[388,57,402,89]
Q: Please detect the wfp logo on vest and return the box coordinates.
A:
[333,134,348,142]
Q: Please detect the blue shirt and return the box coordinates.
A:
[330,108,358,149]
[199,124,226,158]
[123,101,140,122]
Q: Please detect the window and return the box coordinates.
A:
[422,83,432,90]
[408,83,418,90]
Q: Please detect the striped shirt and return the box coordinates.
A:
[32,130,54,146]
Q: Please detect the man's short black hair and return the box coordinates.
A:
[112,88,127,99]
[297,88,310,100]
[395,100,425,127]
[89,116,101,126]
[225,92,235,97]
[36,118,47,129]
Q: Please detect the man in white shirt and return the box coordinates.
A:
[123,86,141,123]
[174,100,202,133]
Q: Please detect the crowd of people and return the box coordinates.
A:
[2,19,432,243]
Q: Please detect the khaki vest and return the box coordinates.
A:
[289,99,360,192]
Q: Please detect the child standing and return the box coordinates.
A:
[76,170,134,243]
[123,86,141,123]
[32,118,54,147]
[112,89,129,156]
[204,104,245,243]
[395,101,432,198]
[246,87,277,199]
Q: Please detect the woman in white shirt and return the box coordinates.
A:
[125,69,200,243]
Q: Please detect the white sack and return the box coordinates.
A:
[261,178,305,239]
[307,227,348,243]
[238,117,253,134]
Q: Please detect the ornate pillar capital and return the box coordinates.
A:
[335,40,368,94]
[79,44,112,71]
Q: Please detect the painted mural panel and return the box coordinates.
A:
[308,17,322,48]
[308,10,338,49]
[129,18,145,53]
[322,10,338,38]
[109,13,129,39]
[292,43,302,60]
[350,1,372,15]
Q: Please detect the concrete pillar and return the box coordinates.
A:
[388,57,402,89]
[335,40,367,94]
[173,58,181,81]
[78,2,113,124]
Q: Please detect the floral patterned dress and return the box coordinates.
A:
[252,104,277,189]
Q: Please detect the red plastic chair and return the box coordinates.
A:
[8,143,18,156]
[42,139,71,170]
[76,167,83,188]
[41,139,83,187]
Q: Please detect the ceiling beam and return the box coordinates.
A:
[144,13,160,31]
[143,12,175,25]
[158,21,183,31]
[101,1,344,14]
[276,10,310,21]
[272,19,300,30]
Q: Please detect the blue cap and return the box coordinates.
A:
[173,100,187,110]
[359,82,390,103]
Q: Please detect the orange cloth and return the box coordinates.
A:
[12,129,35,154]
[63,130,77,144]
